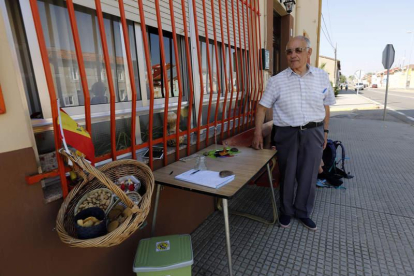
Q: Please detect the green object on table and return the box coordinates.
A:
[206,147,241,159]
[133,234,193,276]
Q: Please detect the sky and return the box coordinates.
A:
[319,0,414,78]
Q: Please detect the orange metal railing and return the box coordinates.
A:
[0,85,6,114]
[25,0,264,198]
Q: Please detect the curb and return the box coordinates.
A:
[330,105,381,112]
[355,94,414,124]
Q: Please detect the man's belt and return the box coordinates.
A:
[294,121,324,130]
[276,121,324,130]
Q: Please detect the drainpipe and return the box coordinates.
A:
[315,0,322,67]
[263,0,267,51]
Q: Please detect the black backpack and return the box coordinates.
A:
[322,139,354,181]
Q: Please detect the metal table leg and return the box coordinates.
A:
[216,161,278,225]
[151,184,162,237]
[222,199,233,276]
[266,162,279,223]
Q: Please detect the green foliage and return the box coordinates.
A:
[330,81,339,97]
[319,62,327,70]
[334,86,339,97]
[339,75,347,83]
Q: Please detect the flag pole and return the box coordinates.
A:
[57,99,72,165]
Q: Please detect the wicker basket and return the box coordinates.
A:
[56,150,154,248]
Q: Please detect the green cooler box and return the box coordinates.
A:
[133,234,193,276]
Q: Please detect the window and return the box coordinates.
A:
[200,38,225,96]
[36,0,141,107]
[147,28,186,100]
[70,67,79,81]
[6,0,42,118]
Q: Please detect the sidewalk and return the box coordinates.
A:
[190,117,414,276]
[330,91,381,112]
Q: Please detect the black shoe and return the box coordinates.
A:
[299,218,317,231]
[279,215,291,228]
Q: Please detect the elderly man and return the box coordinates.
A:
[252,36,336,231]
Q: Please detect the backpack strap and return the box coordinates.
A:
[334,141,354,179]
[334,141,345,172]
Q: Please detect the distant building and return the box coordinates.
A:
[376,64,414,89]
[318,55,341,87]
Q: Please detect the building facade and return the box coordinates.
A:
[318,55,341,86]
[0,0,322,275]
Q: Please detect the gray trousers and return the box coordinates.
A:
[274,125,324,218]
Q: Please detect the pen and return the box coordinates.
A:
[169,171,174,175]
[190,170,200,175]
[322,88,327,94]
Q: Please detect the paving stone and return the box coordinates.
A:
[191,119,414,275]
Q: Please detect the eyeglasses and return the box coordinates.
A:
[285,47,309,55]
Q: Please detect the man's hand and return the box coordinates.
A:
[323,132,328,149]
[252,104,267,150]
[252,132,263,150]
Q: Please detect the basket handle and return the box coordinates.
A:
[59,149,139,213]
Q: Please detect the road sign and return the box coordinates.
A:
[354,70,364,80]
[382,44,395,120]
[382,44,395,69]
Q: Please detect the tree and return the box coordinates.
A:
[349,75,355,81]
[339,75,347,83]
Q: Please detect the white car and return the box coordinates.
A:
[354,83,364,91]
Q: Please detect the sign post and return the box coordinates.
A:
[382,44,395,121]
[354,70,363,95]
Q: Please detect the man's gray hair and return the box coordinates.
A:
[288,36,312,48]
[301,36,311,48]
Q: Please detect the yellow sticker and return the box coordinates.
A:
[156,241,170,252]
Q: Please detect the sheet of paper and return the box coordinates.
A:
[175,169,235,189]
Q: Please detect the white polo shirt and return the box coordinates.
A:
[259,65,336,127]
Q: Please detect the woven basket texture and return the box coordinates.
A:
[56,150,154,248]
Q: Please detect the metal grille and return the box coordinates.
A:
[27,0,263,197]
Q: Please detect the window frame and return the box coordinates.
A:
[16,0,193,128]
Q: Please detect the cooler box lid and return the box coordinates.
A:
[133,234,193,272]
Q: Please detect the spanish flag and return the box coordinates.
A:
[57,108,95,162]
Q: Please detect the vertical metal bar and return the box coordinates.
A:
[230,0,241,136]
[222,199,233,276]
[201,0,215,147]
[252,0,261,117]
[180,0,195,156]
[240,0,249,131]
[66,0,92,136]
[248,0,257,127]
[252,0,261,123]
[94,0,117,161]
[154,0,170,167]
[137,0,155,169]
[235,0,245,133]
[247,0,255,127]
[257,0,264,101]
[151,184,162,236]
[223,0,235,140]
[210,0,223,138]
[29,0,68,197]
[243,0,254,130]
[190,0,206,151]
[168,0,184,161]
[118,0,137,160]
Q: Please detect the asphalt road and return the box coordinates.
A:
[354,87,414,119]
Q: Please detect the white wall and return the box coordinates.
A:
[0,3,36,153]
[319,56,337,84]
[295,0,320,66]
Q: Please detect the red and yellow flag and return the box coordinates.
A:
[57,109,95,162]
